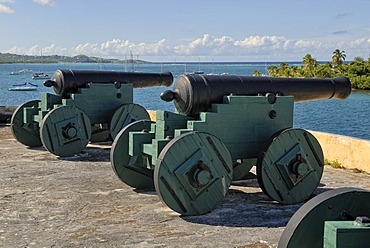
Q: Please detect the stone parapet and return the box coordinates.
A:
[310,131,370,173]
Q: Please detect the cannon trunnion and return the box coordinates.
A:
[111,74,351,216]
[11,70,173,157]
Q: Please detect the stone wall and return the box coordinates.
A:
[310,131,370,173]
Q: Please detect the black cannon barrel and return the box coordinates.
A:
[44,69,173,96]
[160,74,351,116]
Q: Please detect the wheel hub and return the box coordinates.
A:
[62,122,77,140]
[189,160,212,188]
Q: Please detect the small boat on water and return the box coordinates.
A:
[10,69,33,75]
[191,57,204,74]
[191,70,205,75]
[8,82,38,91]
[32,72,50,80]
[32,50,50,79]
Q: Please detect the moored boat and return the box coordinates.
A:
[8,82,38,91]
[32,72,50,80]
[10,69,33,75]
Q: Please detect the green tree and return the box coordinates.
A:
[267,65,278,76]
[252,70,262,76]
[313,63,333,78]
[302,54,318,77]
[265,50,370,90]
[353,56,364,63]
[332,49,346,67]
[278,62,290,77]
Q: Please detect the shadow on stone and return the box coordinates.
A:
[182,191,300,227]
[60,147,111,162]
[181,186,336,228]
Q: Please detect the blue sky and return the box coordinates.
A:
[0,0,369,62]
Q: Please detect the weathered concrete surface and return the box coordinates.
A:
[1,124,370,248]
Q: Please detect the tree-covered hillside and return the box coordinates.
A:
[0,53,147,64]
[256,50,370,90]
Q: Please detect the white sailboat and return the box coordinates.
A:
[10,68,33,75]
[8,82,38,91]
[191,57,204,74]
[32,51,50,80]
[10,55,33,75]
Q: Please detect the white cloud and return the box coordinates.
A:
[1,0,55,13]
[236,36,286,48]
[294,40,321,49]
[42,44,67,54]
[0,4,13,13]
[4,34,370,61]
[173,34,370,60]
[348,38,368,47]
[175,34,236,55]
[74,43,100,55]
[172,34,328,59]
[33,0,55,6]
[74,38,171,57]
[0,0,14,14]
[5,44,62,55]
[175,34,312,58]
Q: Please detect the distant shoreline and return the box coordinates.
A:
[0,52,148,64]
[0,52,338,64]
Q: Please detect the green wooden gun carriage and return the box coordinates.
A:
[279,187,370,248]
[11,69,173,157]
[110,74,351,215]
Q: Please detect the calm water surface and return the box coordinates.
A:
[0,63,369,140]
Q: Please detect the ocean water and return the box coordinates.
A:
[0,62,369,140]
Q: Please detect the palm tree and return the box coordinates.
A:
[332,49,346,67]
[267,65,278,76]
[279,62,290,77]
[253,70,262,76]
[289,65,299,77]
[302,54,317,77]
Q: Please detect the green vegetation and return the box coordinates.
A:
[265,49,370,90]
[324,159,343,169]
[324,158,329,165]
[0,52,147,64]
[253,70,263,76]
[324,160,368,174]
[330,160,342,169]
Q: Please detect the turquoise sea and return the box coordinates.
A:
[0,62,369,140]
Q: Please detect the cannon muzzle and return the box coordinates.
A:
[45,69,173,96]
[161,74,351,116]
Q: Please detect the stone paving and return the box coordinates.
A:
[1,125,370,247]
